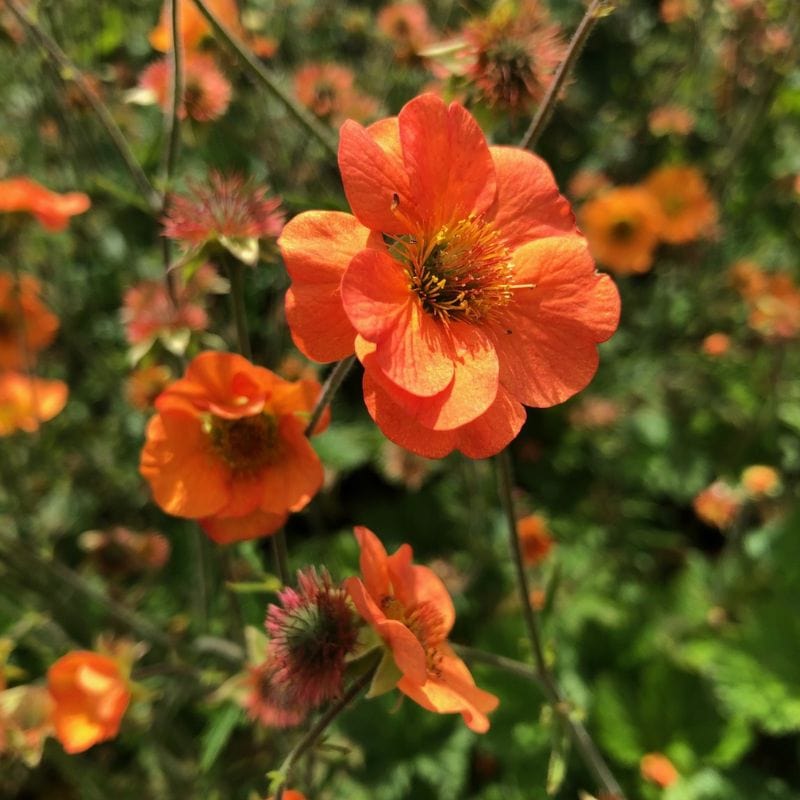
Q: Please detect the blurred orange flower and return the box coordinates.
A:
[568,395,620,429]
[0,177,90,231]
[281,94,619,458]
[293,63,378,126]
[581,186,663,275]
[701,332,731,356]
[0,684,55,766]
[0,372,68,436]
[47,651,130,754]
[746,272,800,340]
[125,364,173,410]
[139,351,327,544]
[150,0,243,52]
[345,526,499,732]
[377,2,434,62]
[640,752,679,787]
[0,272,59,370]
[729,260,767,299]
[644,165,717,244]
[693,480,741,530]
[648,105,695,136]
[266,792,306,800]
[516,513,554,566]
[740,464,781,498]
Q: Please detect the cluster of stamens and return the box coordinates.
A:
[390,216,516,324]
[204,412,278,476]
[381,595,447,677]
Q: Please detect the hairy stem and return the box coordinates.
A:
[229,259,253,361]
[304,356,356,437]
[519,0,613,151]
[496,448,626,799]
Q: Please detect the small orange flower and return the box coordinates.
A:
[0,177,90,231]
[648,105,695,136]
[125,364,173,410]
[644,165,717,244]
[740,465,781,498]
[0,272,59,370]
[729,259,767,299]
[266,792,306,800]
[516,513,554,566]
[377,2,434,63]
[281,94,619,458]
[746,272,800,340]
[293,63,378,126]
[640,752,679,788]
[0,684,55,766]
[693,480,741,530]
[701,332,731,356]
[139,351,327,544]
[138,53,232,122]
[344,526,499,732]
[568,169,611,201]
[47,651,130,754]
[0,372,68,436]
[581,186,663,275]
[150,0,243,52]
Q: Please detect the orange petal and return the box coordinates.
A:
[376,618,428,685]
[200,508,287,544]
[353,526,391,599]
[454,386,526,459]
[488,146,576,250]
[279,211,372,362]
[398,94,496,234]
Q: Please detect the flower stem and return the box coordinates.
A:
[229,259,252,361]
[5,0,160,212]
[274,666,375,800]
[451,643,544,689]
[304,356,356,437]
[495,448,626,799]
[519,0,614,151]
[188,0,338,158]
[271,529,291,588]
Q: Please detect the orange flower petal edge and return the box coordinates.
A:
[280,93,619,458]
[0,177,90,231]
[0,373,68,436]
[345,526,499,732]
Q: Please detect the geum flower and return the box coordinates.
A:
[0,372,68,436]
[0,177,90,231]
[344,526,499,733]
[139,351,327,544]
[280,93,620,458]
[0,272,59,370]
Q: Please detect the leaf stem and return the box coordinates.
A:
[5,0,160,212]
[189,0,338,158]
[519,0,613,151]
[304,356,356,437]
[496,448,626,799]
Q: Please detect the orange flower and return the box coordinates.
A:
[377,2,434,63]
[644,165,717,244]
[139,351,327,544]
[0,684,55,766]
[693,480,741,530]
[47,651,130,754]
[648,105,695,136]
[640,752,679,788]
[581,186,663,275]
[746,272,800,340]
[0,272,59,370]
[516,513,554,566]
[266,792,306,800]
[149,0,243,52]
[568,395,620,429]
[0,372,68,436]
[701,332,731,356]
[740,464,781,498]
[729,259,767,299]
[293,63,378,126]
[125,364,173,410]
[0,177,90,231]
[280,94,619,458]
[344,526,499,732]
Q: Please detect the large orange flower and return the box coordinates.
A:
[47,651,130,754]
[580,186,663,275]
[644,165,717,244]
[0,372,68,436]
[280,94,619,458]
[0,272,59,370]
[344,526,499,733]
[0,177,90,232]
[139,351,327,544]
[149,0,243,52]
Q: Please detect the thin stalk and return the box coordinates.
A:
[229,259,252,360]
[452,643,544,690]
[496,449,626,799]
[519,0,612,151]
[5,0,160,212]
[270,530,291,587]
[189,0,338,158]
[304,356,356,436]
[274,667,375,800]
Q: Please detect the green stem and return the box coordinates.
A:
[451,643,544,689]
[189,0,338,158]
[496,449,626,799]
[304,356,356,436]
[274,666,375,800]
[519,0,613,151]
[271,530,291,587]
[5,0,160,212]
[229,259,252,361]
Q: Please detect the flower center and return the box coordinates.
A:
[0,311,15,338]
[480,39,538,107]
[206,412,278,475]
[610,218,636,242]
[391,216,516,324]
[381,595,448,675]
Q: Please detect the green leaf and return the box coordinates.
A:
[546,727,570,796]
[200,704,242,773]
[367,650,402,698]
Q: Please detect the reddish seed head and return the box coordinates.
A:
[244,659,308,729]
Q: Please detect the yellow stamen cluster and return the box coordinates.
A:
[205,412,278,475]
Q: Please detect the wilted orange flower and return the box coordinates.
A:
[345,526,499,732]
[79,527,171,577]
[516,513,554,566]
[701,332,731,356]
[150,0,243,52]
[280,93,619,458]
[138,53,232,122]
[47,651,130,754]
[644,165,717,244]
[0,684,55,767]
[693,480,741,530]
[125,364,173,410]
[0,177,90,231]
[640,752,679,788]
[0,372,68,436]
[648,105,695,136]
[139,351,327,544]
[581,186,663,275]
[377,2,434,62]
[740,465,781,498]
[293,63,378,126]
[0,272,59,370]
